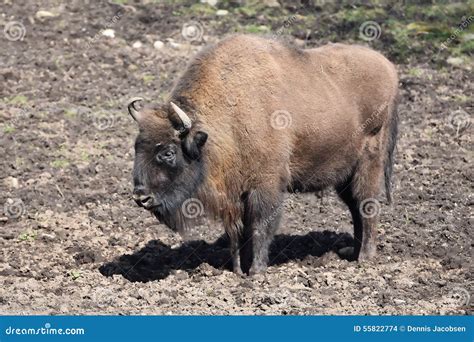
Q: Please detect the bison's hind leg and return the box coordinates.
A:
[336,137,385,261]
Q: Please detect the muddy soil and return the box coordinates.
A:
[0,1,472,314]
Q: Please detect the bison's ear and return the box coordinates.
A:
[182,131,208,160]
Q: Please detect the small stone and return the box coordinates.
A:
[101,29,115,38]
[39,172,52,179]
[153,40,164,49]
[35,10,59,19]
[132,41,143,49]
[261,0,280,7]
[461,33,474,42]
[200,0,218,6]
[447,57,463,66]
[172,270,189,281]
[41,233,56,241]
[393,298,406,305]
[4,176,19,189]
[216,9,228,16]
[167,40,181,49]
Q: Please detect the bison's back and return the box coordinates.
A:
[173,35,398,192]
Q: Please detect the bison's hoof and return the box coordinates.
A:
[357,249,376,262]
[233,266,244,275]
[249,264,267,275]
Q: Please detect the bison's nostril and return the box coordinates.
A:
[133,193,154,208]
[140,196,152,205]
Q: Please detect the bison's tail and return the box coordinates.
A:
[384,97,399,204]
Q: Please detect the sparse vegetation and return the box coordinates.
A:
[18,231,37,242]
[3,125,16,133]
[69,270,82,280]
[51,159,70,169]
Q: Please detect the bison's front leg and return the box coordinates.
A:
[240,190,283,275]
[230,233,243,274]
[224,223,243,274]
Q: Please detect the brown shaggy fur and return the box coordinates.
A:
[131,35,399,274]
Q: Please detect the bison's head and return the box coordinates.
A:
[128,98,208,231]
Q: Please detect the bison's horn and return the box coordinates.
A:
[170,102,192,129]
[128,97,144,121]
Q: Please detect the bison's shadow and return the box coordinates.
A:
[99,230,354,282]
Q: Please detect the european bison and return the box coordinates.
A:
[128,35,399,274]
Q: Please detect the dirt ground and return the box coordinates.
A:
[0,1,472,315]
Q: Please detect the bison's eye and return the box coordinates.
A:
[156,148,176,165]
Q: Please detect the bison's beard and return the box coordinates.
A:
[152,206,185,233]
[152,197,207,235]
[151,186,206,235]
[151,194,189,234]
[150,160,207,234]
